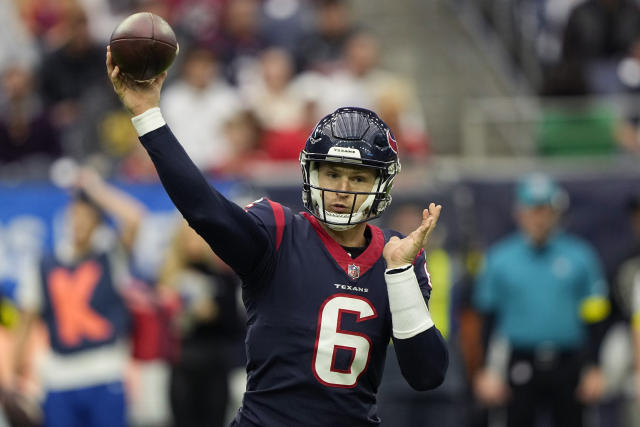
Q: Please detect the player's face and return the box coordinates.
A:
[516,204,558,245]
[317,163,377,214]
[70,201,101,249]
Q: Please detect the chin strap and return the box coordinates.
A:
[325,221,358,231]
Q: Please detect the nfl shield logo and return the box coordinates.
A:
[348,264,360,280]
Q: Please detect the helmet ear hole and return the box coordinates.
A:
[374,134,387,149]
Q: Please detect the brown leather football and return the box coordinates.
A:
[109,12,178,81]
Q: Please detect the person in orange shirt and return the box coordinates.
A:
[12,168,145,427]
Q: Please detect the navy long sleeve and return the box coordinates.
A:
[139,125,271,278]
[392,327,449,390]
[383,248,449,391]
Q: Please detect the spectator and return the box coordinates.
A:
[0,0,38,73]
[161,46,242,172]
[17,0,72,49]
[169,0,227,50]
[98,109,159,181]
[259,0,313,55]
[613,36,640,156]
[541,58,590,97]
[1,253,46,427]
[296,0,356,73]
[374,79,430,160]
[559,0,640,94]
[118,142,163,182]
[316,30,381,112]
[39,5,114,158]
[217,110,266,177]
[131,0,171,27]
[76,0,129,45]
[214,0,266,85]
[561,0,640,63]
[241,48,312,160]
[11,168,145,427]
[613,194,640,400]
[0,66,61,174]
[243,48,307,131]
[159,220,244,427]
[318,31,430,158]
[472,173,610,427]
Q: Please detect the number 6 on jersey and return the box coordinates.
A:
[312,294,377,387]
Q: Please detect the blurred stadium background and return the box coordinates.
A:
[1,0,640,426]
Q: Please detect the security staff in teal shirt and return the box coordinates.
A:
[472,173,610,427]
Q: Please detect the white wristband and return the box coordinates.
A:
[385,264,434,339]
[131,107,166,136]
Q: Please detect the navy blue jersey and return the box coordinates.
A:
[139,125,448,427]
[234,198,432,426]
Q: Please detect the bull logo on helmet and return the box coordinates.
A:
[386,129,398,154]
[309,127,323,144]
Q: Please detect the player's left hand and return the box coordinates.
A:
[383,203,442,269]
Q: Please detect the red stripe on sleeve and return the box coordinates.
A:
[414,248,432,288]
[267,199,285,250]
[413,248,425,264]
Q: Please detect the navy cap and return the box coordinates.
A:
[515,173,564,209]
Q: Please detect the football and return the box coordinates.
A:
[109,12,179,81]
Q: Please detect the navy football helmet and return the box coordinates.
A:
[300,107,401,230]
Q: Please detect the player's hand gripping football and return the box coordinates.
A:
[106,46,167,116]
[383,203,442,269]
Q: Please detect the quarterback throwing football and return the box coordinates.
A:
[106,46,448,426]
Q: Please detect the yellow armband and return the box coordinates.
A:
[580,296,610,324]
[632,312,640,331]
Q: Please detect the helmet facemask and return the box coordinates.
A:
[301,154,397,230]
[299,107,401,229]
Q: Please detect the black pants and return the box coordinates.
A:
[169,361,230,427]
[506,349,583,427]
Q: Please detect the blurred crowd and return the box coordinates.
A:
[475,0,640,156]
[0,0,430,182]
[3,0,640,427]
[477,0,640,96]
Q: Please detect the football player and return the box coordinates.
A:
[106,47,448,426]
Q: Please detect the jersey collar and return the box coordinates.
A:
[302,212,385,280]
